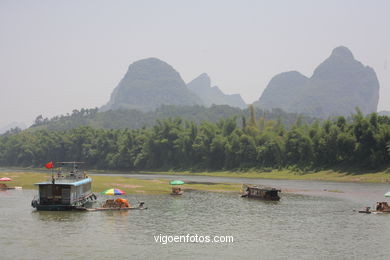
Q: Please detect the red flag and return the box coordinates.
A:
[45,161,53,169]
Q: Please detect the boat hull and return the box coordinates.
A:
[34,204,76,211]
[242,195,281,201]
[170,192,183,195]
[0,186,22,190]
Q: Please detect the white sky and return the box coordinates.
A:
[0,0,389,127]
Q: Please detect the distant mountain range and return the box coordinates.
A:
[101,58,202,111]
[101,47,380,119]
[187,73,247,109]
[21,46,387,132]
[253,46,379,118]
[101,58,246,112]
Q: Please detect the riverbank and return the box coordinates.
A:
[0,171,241,194]
[137,168,390,183]
[2,168,390,194]
[2,166,390,183]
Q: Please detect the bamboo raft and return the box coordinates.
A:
[0,184,22,190]
[75,206,147,212]
[74,200,147,211]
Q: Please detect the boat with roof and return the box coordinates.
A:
[241,184,281,201]
[31,162,97,211]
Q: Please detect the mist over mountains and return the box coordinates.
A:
[101,46,379,120]
[253,46,380,118]
[0,122,27,134]
[100,58,247,113]
[187,73,247,109]
[21,46,383,132]
[100,58,203,112]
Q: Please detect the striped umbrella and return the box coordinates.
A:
[0,177,12,181]
[102,188,125,195]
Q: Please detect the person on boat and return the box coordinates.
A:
[115,198,130,208]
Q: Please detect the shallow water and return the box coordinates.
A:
[1,178,390,260]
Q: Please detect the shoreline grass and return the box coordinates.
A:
[136,168,390,183]
[1,171,242,194]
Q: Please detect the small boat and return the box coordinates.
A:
[358,202,390,214]
[0,183,22,190]
[0,177,22,190]
[79,207,147,212]
[171,187,183,195]
[241,184,281,201]
[31,162,97,211]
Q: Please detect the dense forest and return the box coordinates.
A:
[29,105,315,131]
[1,108,389,171]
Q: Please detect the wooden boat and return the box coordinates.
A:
[171,187,183,195]
[241,184,281,201]
[0,183,22,190]
[76,206,147,212]
[358,202,390,214]
[31,162,97,211]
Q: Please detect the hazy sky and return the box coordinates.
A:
[1,0,389,128]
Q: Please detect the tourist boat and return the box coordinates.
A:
[31,162,97,211]
[241,184,281,201]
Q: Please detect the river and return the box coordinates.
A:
[1,174,390,259]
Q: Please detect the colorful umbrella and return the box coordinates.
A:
[102,188,125,195]
[385,191,390,197]
[0,177,12,181]
[170,180,185,185]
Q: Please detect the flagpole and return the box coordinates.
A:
[51,164,54,184]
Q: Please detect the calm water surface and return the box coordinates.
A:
[1,176,390,260]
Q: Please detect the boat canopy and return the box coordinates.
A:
[34,178,92,186]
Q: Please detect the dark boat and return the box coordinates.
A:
[31,162,97,211]
[241,184,281,201]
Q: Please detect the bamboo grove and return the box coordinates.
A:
[1,108,389,171]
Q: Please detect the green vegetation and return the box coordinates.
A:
[28,105,313,131]
[1,109,389,174]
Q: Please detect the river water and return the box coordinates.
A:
[1,174,390,260]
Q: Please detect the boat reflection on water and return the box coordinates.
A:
[31,209,86,222]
